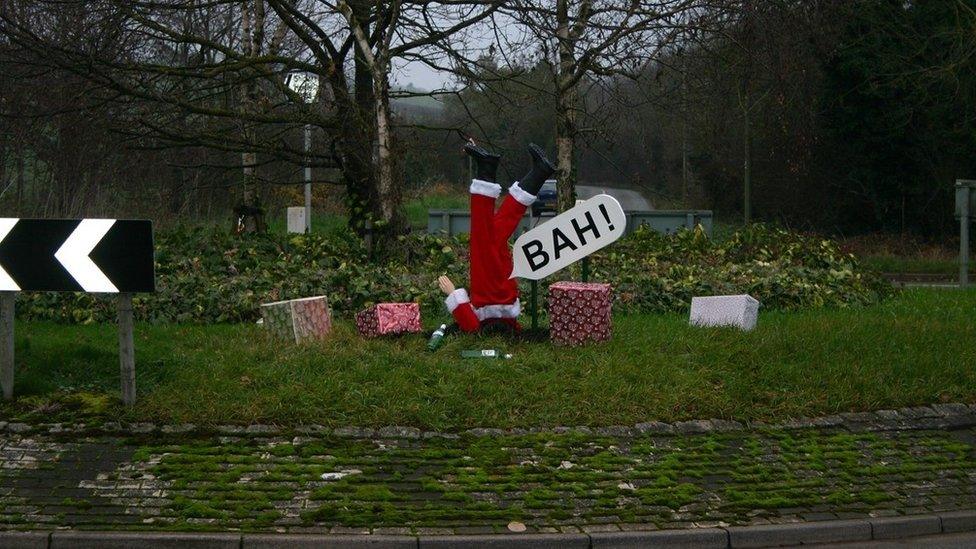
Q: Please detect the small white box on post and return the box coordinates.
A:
[287,207,307,234]
[690,294,760,331]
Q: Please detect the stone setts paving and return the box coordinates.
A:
[0,405,975,535]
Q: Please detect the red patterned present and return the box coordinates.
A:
[547,282,612,346]
[355,303,422,337]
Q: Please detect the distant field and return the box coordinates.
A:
[860,255,968,276]
[835,233,963,275]
[403,193,468,227]
[4,288,974,430]
[265,192,468,235]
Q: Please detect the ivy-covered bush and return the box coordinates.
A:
[601,224,891,313]
[15,224,889,324]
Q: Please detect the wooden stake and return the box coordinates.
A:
[530,280,538,331]
[118,293,136,405]
[0,292,14,401]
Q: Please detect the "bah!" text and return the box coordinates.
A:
[510,194,626,280]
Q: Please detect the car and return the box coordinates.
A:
[531,180,558,216]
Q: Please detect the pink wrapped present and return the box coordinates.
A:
[355,303,422,337]
[547,281,612,346]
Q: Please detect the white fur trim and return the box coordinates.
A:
[445,288,470,313]
[474,299,521,321]
[508,182,536,206]
[470,179,501,198]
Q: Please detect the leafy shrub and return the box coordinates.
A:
[600,224,891,312]
[15,224,889,324]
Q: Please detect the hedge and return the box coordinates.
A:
[15,224,890,324]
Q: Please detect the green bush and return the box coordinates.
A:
[15,224,889,324]
[601,224,890,312]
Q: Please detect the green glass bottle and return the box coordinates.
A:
[427,324,447,351]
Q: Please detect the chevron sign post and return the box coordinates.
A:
[0,218,154,404]
[0,219,154,292]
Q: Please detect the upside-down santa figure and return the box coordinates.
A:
[438,142,555,332]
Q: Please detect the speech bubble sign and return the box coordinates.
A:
[511,194,626,280]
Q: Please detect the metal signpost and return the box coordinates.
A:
[0,218,154,404]
[956,180,976,287]
[287,71,318,234]
[304,123,313,233]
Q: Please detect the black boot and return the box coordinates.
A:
[464,143,501,183]
[518,143,555,195]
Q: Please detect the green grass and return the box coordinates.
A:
[3,288,975,429]
[402,193,467,227]
[860,255,968,275]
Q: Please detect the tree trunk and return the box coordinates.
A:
[237,151,265,233]
[236,0,265,233]
[339,0,405,250]
[236,153,265,235]
[331,48,380,238]
[555,0,579,213]
[371,63,402,233]
[555,85,578,213]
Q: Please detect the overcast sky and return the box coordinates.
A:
[393,60,454,91]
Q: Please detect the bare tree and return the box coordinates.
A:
[1,0,501,242]
[507,0,711,211]
[265,0,502,244]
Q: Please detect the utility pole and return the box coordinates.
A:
[681,56,689,206]
[287,71,318,234]
[304,123,312,234]
[958,180,975,287]
[743,101,751,224]
[742,0,754,225]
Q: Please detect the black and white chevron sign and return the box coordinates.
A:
[0,219,154,293]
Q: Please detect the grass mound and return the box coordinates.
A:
[4,289,974,428]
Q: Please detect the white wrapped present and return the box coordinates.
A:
[689,294,760,331]
[261,296,332,343]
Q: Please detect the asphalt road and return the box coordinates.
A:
[808,533,976,548]
[576,185,652,211]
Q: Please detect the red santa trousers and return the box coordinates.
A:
[444,179,536,332]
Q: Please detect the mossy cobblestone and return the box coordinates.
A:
[1,423,975,533]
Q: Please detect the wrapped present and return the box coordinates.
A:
[690,294,759,331]
[356,303,422,337]
[547,281,612,346]
[261,296,332,343]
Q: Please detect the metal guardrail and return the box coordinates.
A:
[427,209,713,238]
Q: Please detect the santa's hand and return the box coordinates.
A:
[438,275,456,296]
